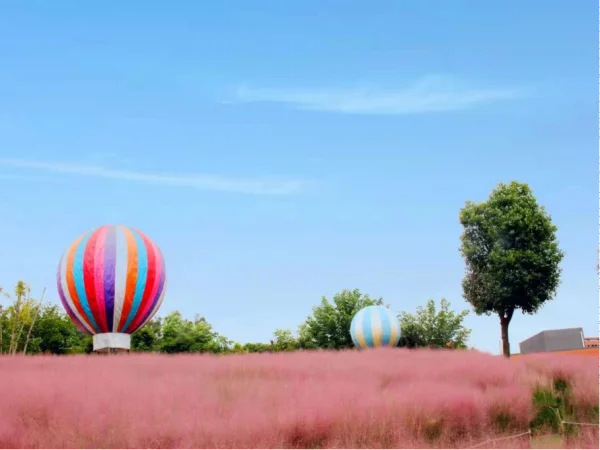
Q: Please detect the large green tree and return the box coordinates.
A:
[398,299,470,349]
[298,289,384,350]
[459,181,563,357]
[32,304,91,354]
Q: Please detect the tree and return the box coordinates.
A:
[2,284,41,355]
[160,311,200,353]
[398,299,471,349]
[159,311,231,354]
[459,181,564,357]
[0,286,10,354]
[241,342,271,353]
[298,289,384,350]
[131,318,162,352]
[271,328,300,352]
[23,288,46,355]
[8,281,30,354]
[27,304,90,354]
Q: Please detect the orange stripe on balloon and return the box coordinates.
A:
[65,234,96,331]
[118,227,139,331]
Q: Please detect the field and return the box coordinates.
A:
[0,349,598,449]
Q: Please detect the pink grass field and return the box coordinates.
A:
[0,349,597,449]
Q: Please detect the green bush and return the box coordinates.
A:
[530,375,598,439]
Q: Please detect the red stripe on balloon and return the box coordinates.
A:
[134,238,165,330]
[125,230,157,334]
[83,228,99,332]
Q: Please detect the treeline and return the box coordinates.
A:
[0,181,566,357]
[0,283,471,355]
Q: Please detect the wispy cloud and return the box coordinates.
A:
[0,173,65,183]
[0,158,310,195]
[231,76,522,115]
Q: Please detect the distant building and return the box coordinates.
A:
[519,328,585,355]
[584,337,599,348]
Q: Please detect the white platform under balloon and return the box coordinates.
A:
[93,333,131,353]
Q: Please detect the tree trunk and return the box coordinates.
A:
[8,292,23,354]
[10,283,31,355]
[499,309,514,358]
[13,320,27,355]
[0,290,8,354]
[23,288,45,355]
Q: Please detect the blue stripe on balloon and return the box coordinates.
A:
[72,230,100,333]
[379,307,392,345]
[120,229,149,332]
[363,307,375,347]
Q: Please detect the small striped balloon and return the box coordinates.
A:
[350,305,400,349]
[57,225,167,336]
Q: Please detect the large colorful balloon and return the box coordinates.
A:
[350,305,400,349]
[57,225,167,352]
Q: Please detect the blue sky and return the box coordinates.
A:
[0,1,595,354]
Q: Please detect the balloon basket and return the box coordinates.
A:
[93,333,131,353]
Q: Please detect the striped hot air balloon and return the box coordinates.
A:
[57,225,167,352]
[350,305,400,349]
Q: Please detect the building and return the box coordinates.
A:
[511,347,599,359]
[584,337,599,348]
[519,328,586,355]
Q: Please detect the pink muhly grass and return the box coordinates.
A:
[0,348,597,449]
[517,354,599,421]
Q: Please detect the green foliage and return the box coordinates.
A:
[1,284,474,355]
[459,181,564,356]
[490,410,518,433]
[159,312,232,354]
[34,305,91,354]
[1,299,91,355]
[298,289,384,350]
[529,377,597,438]
[271,328,300,352]
[0,284,468,357]
[131,319,162,352]
[239,342,272,353]
[531,389,562,433]
[398,299,471,349]
[0,284,234,355]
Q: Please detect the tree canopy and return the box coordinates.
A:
[398,298,471,349]
[297,289,384,350]
[459,181,564,356]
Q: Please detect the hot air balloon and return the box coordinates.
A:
[57,225,167,353]
[350,305,400,349]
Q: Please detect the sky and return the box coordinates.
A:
[0,1,596,354]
